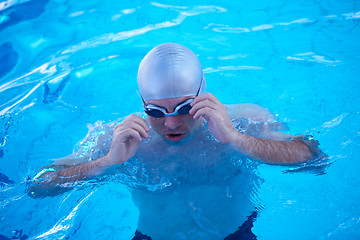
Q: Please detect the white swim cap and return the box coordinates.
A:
[137,43,206,101]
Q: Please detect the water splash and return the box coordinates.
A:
[322,113,349,128]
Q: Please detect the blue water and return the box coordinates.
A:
[1,0,360,239]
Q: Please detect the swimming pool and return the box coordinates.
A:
[1,0,360,239]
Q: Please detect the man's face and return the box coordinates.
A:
[145,96,202,143]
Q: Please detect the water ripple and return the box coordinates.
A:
[151,2,227,15]
[322,113,349,128]
[0,62,59,115]
[34,191,94,239]
[286,52,341,66]
[204,65,263,73]
[207,11,360,33]
[0,0,26,12]
[61,3,226,55]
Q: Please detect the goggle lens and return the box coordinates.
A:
[177,104,192,114]
[145,109,166,118]
[144,99,193,118]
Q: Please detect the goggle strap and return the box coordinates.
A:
[196,77,203,96]
[136,90,146,104]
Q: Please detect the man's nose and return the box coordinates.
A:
[164,116,182,130]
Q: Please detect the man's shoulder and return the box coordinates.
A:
[225,103,275,122]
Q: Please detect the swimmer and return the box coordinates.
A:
[30,43,320,240]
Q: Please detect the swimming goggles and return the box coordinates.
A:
[144,98,194,118]
[140,77,203,118]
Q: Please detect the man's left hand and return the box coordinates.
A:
[190,93,237,144]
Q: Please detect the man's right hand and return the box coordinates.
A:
[103,114,149,166]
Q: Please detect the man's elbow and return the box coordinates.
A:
[27,171,67,198]
[28,180,72,198]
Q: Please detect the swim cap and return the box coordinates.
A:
[137,43,206,101]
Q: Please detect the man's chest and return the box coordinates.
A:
[131,173,254,240]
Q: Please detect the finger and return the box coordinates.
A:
[125,114,150,131]
[117,128,142,142]
[191,93,220,106]
[127,129,142,142]
[118,121,149,139]
[115,115,149,132]
[189,99,217,115]
[129,122,149,139]
[192,107,217,120]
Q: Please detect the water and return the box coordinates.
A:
[1,0,360,239]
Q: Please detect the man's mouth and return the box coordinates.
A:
[166,133,186,141]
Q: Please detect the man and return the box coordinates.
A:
[31,43,320,239]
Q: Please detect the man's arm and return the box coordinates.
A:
[33,156,110,185]
[29,156,110,197]
[190,93,320,164]
[230,133,317,164]
[29,114,149,197]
